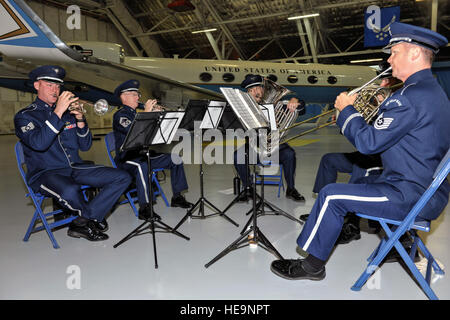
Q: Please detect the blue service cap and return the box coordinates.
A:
[114,79,140,97]
[383,22,448,54]
[240,74,264,89]
[29,65,65,84]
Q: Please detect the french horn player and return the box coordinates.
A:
[270,22,449,282]
[233,74,306,202]
[299,62,403,246]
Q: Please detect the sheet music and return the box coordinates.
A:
[152,111,185,145]
[260,104,277,131]
[220,87,268,130]
[200,101,226,129]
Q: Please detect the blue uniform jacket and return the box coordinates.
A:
[113,104,141,162]
[14,98,92,186]
[337,69,450,219]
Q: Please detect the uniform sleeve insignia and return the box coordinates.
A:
[374,113,394,130]
[119,117,132,127]
[21,122,35,133]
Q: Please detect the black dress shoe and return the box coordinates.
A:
[336,222,361,245]
[67,222,109,241]
[286,188,305,202]
[299,214,309,222]
[383,245,421,263]
[238,187,254,202]
[138,204,161,220]
[91,219,108,232]
[171,195,193,208]
[270,259,325,281]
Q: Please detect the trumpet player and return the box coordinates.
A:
[112,79,193,220]
[234,74,306,202]
[271,22,449,281]
[14,65,132,242]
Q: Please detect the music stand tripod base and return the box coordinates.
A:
[113,111,189,269]
[173,162,239,232]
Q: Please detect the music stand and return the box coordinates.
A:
[239,104,304,233]
[113,111,189,269]
[173,100,239,231]
[205,88,284,268]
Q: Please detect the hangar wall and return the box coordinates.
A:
[0,0,135,134]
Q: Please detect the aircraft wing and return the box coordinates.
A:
[0,0,222,107]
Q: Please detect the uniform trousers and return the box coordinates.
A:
[296,182,411,261]
[234,143,297,189]
[119,153,188,208]
[313,152,382,193]
[32,166,131,222]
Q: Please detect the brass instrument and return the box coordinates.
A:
[137,101,181,111]
[280,67,393,144]
[68,98,111,116]
[352,83,390,123]
[262,78,302,156]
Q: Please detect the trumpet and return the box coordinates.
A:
[137,101,181,111]
[68,98,112,116]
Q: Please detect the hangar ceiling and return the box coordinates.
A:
[43,0,450,65]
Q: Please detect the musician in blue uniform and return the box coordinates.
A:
[234,74,306,202]
[271,22,450,280]
[14,65,132,242]
[112,80,192,220]
[299,63,401,245]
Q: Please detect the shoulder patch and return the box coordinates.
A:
[119,117,132,128]
[374,112,394,130]
[21,122,35,133]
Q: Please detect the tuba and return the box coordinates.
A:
[260,78,300,156]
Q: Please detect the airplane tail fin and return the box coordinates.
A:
[0,0,82,62]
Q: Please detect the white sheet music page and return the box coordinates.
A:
[260,104,277,131]
[220,87,268,130]
[152,112,185,144]
[200,101,226,129]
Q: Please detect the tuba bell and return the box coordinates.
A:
[260,78,300,156]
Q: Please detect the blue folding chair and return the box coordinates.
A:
[104,132,169,217]
[352,148,450,300]
[255,162,284,197]
[16,141,91,249]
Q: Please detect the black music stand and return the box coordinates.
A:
[173,100,239,231]
[204,88,285,268]
[113,111,189,269]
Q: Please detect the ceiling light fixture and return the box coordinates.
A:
[191,28,217,34]
[288,13,320,20]
[350,58,383,64]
